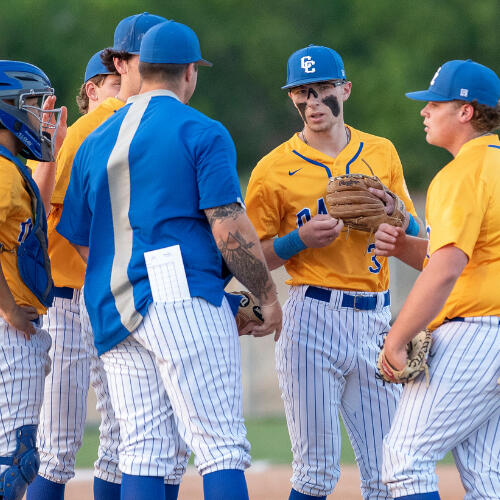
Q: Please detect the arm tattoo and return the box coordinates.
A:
[205,203,274,300]
[205,203,244,227]
[219,231,273,300]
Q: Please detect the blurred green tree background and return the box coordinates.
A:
[2,0,498,189]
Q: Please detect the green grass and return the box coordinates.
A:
[76,417,454,468]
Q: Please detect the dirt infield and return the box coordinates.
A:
[61,464,465,499]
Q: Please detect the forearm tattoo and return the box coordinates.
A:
[205,204,274,300]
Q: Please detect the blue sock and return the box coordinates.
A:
[203,469,248,500]
[165,483,180,500]
[289,488,326,500]
[26,475,65,500]
[121,473,164,500]
[396,493,441,500]
[94,476,121,500]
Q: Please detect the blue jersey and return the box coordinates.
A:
[58,89,243,355]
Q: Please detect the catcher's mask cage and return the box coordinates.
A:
[0,60,62,162]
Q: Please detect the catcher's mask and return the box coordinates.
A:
[0,60,62,162]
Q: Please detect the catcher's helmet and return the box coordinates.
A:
[282,45,346,90]
[0,60,61,161]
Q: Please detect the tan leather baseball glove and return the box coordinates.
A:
[325,173,407,233]
[377,329,432,384]
[228,291,264,332]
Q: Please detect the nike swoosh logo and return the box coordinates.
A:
[288,168,302,176]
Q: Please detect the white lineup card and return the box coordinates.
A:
[144,245,191,303]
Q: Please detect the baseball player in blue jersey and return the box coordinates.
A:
[27,13,193,500]
[375,60,500,500]
[245,45,422,499]
[0,60,65,500]
[58,20,282,500]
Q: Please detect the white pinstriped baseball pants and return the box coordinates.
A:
[0,318,51,474]
[101,297,251,477]
[276,285,401,499]
[36,290,122,483]
[383,317,500,499]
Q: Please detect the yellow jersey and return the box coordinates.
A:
[0,156,46,313]
[245,126,417,292]
[426,134,500,329]
[29,97,124,289]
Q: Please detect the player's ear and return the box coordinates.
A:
[458,102,474,123]
[341,81,352,102]
[85,81,98,102]
[113,57,128,76]
[185,63,196,82]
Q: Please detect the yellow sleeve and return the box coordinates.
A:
[0,164,14,225]
[388,144,417,217]
[427,168,486,259]
[245,162,283,240]
[51,127,82,204]
[25,127,80,205]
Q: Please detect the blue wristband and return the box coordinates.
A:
[405,214,419,236]
[273,229,307,260]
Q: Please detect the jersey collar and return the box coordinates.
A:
[127,89,181,105]
[289,125,366,175]
[456,133,500,157]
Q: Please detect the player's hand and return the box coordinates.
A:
[2,305,38,339]
[238,320,260,336]
[245,296,282,341]
[299,214,344,248]
[42,95,67,158]
[368,187,395,215]
[382,332,408,371]
[374,223,406,257]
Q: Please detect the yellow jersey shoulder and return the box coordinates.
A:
[51,97,124,204]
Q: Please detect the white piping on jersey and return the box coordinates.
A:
[106,93,152,333]
[127,88,181,105]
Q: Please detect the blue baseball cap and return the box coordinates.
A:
[84,50,114,82]
[112,12,167,54]
[406,59,500,108]
[140,20,212,67]
[282,45,346,89]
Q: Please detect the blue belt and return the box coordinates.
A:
[446,316,464,322]
[305,286,390,310]
[53,286,74,299]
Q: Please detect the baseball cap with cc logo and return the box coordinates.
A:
[406,59,500,108]
[282,45,346,89]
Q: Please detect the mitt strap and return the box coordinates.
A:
[305,286,390,310]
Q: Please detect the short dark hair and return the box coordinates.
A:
[100,48,133,73]
[138,61,192,83]
[456,99,500,133]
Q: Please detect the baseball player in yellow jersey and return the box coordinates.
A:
[374,60,500,500]
[0,60,66,500]
[245,45,422,500]
[26,51,125,500]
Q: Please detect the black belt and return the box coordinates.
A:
[305,286,390,310]
[53,286,75,299]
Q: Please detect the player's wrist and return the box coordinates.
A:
[273,229,307,260]
[405,213,419,236]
